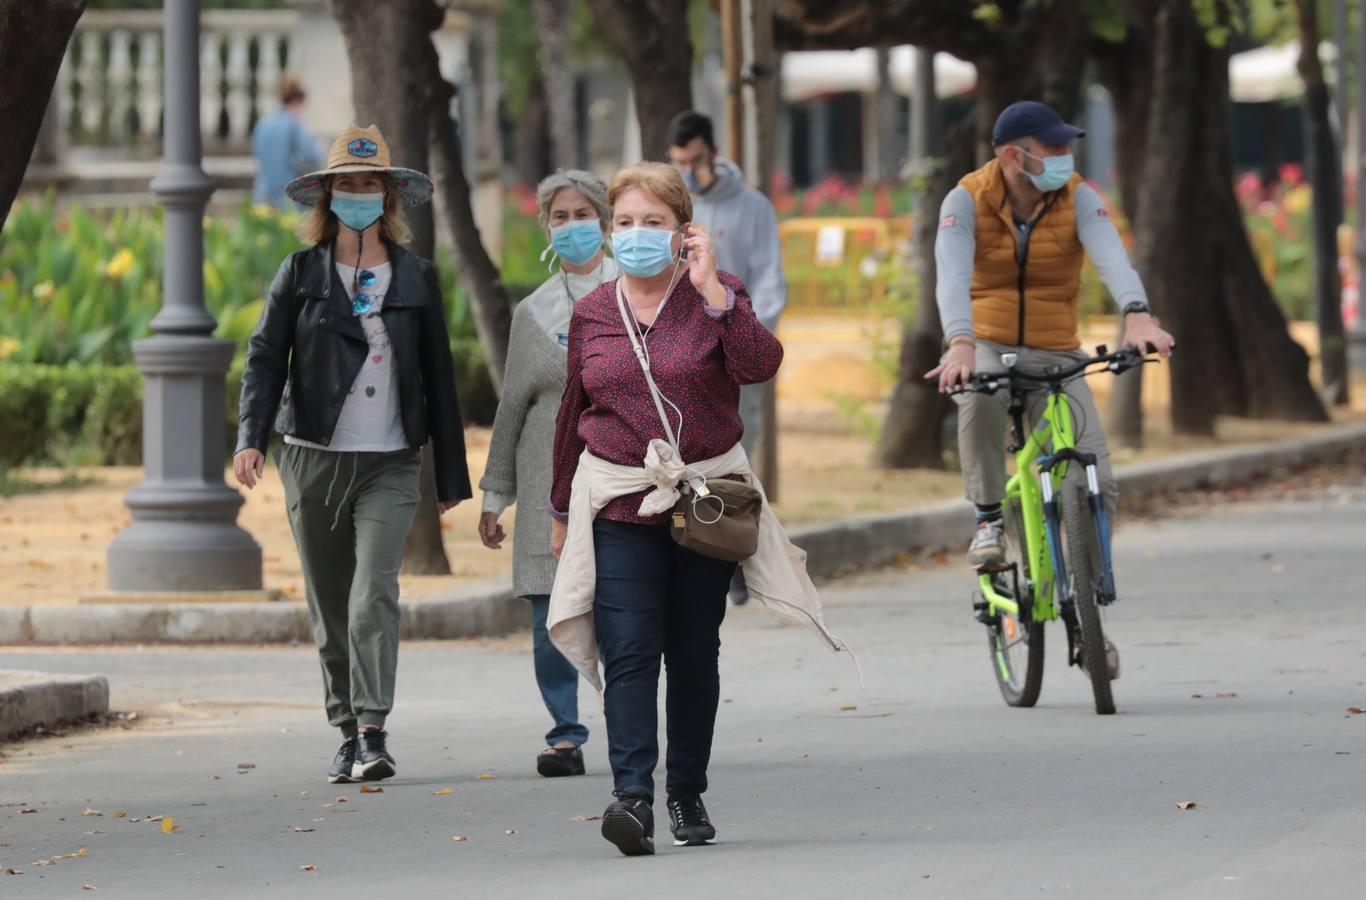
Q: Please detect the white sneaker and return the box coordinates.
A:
[966,520,1006,569]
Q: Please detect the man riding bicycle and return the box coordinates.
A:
[928,101,1175,582]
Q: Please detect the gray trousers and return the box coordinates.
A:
[279,444,422,730]
[954,340,1118,523]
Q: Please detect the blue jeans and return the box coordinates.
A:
[530,595,588,747]
[592,518,736,801]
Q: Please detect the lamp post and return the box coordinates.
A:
[106,0,262,593]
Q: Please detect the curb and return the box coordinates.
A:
[0,671,110,742]
[2,422,1363,645]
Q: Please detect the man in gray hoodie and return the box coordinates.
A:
[669,110,788,603]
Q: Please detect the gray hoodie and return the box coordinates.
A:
[690,158,788,331]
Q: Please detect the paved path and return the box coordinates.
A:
[3,483,1365,898]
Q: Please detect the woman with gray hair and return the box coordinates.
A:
[478,168,618,778]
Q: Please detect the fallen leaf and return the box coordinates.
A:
[433,788,453,796]
[83,885,97,892]
[146,816,163,822]
[1216,692,1238,699]
[53,848,89,860]
[161,818,178,833]
[301,864,317,872]
[334,796,349,804]
[505,828,517,835]
[211,775,222,781]
[477,773,495,780]
[3,867,21,875]
[1176,801,1198,810]
[83,808,103,817]
[128,818,142,823]
[237,763,256,770]
[293,827,314,833]
[34,860,53,867]
[126,712,139,722]
[359,786,383,794]
[452,835,469,842]
[111,811,126,818]
[18,808,37,814]
[1347,707,1365,715]
[839,704,858,711]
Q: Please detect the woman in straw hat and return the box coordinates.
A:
[477,169,618,780]
[233,125,471,784]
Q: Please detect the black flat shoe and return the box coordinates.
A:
[601,798,655,857]
[327,736,358,784]
[537,746,586,778]
[352,729,397,782]
[667,794,717,846]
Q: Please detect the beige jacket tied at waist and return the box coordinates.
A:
[548,438,854,691]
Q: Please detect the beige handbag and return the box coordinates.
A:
[614,280,762,562]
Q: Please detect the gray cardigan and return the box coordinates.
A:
[479,302,565,598]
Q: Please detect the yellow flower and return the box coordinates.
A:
[0,336,19,360]
[32,280,55,302]
[105,248,136,280]
[253,203,276,219]
[1283,184,1312,217]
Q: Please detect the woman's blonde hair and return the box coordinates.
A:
[296,175,413,246]
[607,162,693,226]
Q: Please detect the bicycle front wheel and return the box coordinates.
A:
[988,499,1045,707]
[1060,482,1115,715]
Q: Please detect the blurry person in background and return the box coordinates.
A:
[251,74,323,210]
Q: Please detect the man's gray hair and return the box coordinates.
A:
[536,168,610,230]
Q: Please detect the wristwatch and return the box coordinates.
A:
[1121,301,1151,317]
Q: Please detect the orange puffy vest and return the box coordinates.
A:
[958,159,1085,350]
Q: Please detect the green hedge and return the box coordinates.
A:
[0,359,493,470]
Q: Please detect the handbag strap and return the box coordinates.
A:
[615,278,681,452]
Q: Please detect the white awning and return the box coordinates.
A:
[1229,40,1335,102]
[781,47,976,102]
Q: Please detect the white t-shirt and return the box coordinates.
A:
[287,260,408,453]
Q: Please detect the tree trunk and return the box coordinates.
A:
[585,0,694,160]
[1107,1,1327,435]
[1095,29,1153,449]
[533,0,579,169]
[0,0,85,231]
[514,82,550,187]
[424,39,513,395]
[1297,0,1350,406]
[331,0,450,575]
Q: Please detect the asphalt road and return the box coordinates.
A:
[3,480,1365,899]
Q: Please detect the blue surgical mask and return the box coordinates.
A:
[1017,148,1074,192]
[611,226,679,277]
[330,190,385,232]
[549,220,604,266]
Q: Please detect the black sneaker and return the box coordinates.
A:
[351,729,396,781]
[600,798,655,857]
[537,746,586,778]
[327,737,358,784]
[666,794,716,846]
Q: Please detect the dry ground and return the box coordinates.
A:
[3,315,1361,605]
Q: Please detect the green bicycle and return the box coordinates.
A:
[952,346,1150,715]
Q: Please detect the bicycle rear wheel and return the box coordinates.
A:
[987,499,1045,707]
[1060,481,1115,715]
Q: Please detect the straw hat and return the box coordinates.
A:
[285,124,434,208]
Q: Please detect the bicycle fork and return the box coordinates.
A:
[1039,449,1116,666]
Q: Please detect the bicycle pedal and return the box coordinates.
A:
[971,596,999,627]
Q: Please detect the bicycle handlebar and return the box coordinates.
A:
[942,345,1155,396]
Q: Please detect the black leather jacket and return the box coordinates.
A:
[235,240,472,504]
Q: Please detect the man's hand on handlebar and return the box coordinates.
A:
[1121,311,1176,358]
[926,336,977,394]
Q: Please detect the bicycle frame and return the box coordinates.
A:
[976,388,1076,625]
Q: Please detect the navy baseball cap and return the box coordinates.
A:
[992,101,1085,147]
